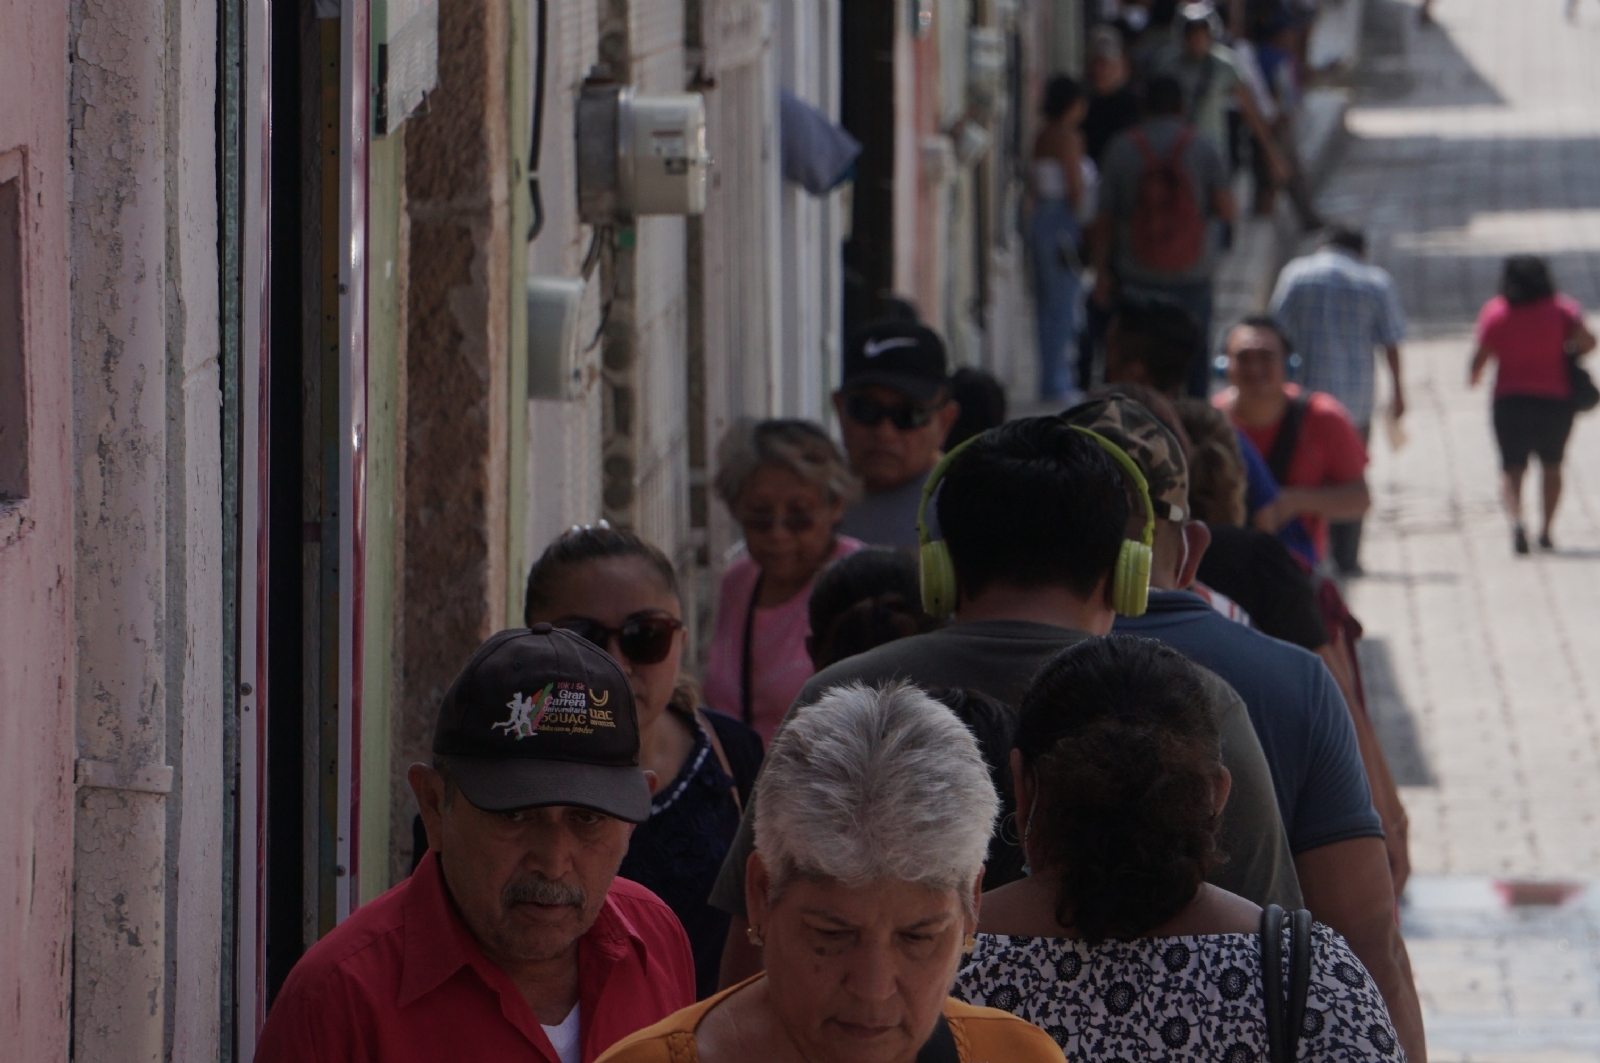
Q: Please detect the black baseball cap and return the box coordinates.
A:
[431,625,651,822]
[841,320,950,403]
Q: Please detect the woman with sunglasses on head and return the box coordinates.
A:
[704,419,863,742]
[525,524,764,1000]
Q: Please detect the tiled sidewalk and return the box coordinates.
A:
[1324,0,1600,1057]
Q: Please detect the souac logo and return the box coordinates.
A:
[492,684,553,739]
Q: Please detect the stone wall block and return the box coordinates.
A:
[394,0,513,861]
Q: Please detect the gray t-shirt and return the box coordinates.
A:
[836,468,934,550]
[708,619,1302,916]
[1098,117,1229,288]
[1151,42,1247,159]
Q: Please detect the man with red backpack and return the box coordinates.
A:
[1091,75,1236,398]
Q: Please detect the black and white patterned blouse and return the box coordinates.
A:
[954,925,1404,1062]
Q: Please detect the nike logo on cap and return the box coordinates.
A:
[863,337,919,358]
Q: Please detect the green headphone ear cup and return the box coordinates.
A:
[920,541,957,618]
[1113,541,1153,617]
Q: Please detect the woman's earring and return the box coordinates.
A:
[963,934,979,955]
[998,811,1021,846]
[746,925,766,947]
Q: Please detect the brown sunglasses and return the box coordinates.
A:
[554,613,683,665]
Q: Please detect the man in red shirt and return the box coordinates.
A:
[256,626,695,1063]
[1216,315,1372,567]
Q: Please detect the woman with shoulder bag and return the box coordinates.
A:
[705,420,862,742]
[956,636,1403,1062]
[524,524,764,1000]
[1471,255,1599,554]
[1031,75,1094,403]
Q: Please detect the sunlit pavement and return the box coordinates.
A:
[1327,0,1600,1057]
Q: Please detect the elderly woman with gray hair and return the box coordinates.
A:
[596,681,1066,1063]
[704,419,863,741]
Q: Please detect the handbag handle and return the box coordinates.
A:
[1261,904,1313,1063]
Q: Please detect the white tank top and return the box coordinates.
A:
[1033,157,1068,200]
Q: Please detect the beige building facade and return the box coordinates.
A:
[0,0,1081,1056]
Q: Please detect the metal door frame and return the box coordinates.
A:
[237,0,368,1050]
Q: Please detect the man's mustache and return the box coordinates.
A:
[502,875,586,909]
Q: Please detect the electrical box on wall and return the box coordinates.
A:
[967,27,1007,111]
[527,277,587,400]
[576,71,708,224]
[372,0,438,135]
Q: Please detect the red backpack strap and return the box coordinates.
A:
[1133,126,1195,169]
[1131,128,1158,167]
[1166,126,1194,163]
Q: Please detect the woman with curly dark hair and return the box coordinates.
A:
[955,636,1402,1061]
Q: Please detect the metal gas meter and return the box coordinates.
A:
[576,71,708,223]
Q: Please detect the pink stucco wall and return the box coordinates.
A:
[0,0,77,1055]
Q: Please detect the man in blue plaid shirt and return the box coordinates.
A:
[1270,226,1407,574]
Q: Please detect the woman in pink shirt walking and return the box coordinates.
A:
[1471,255,1598,554]
[705,420,862,741]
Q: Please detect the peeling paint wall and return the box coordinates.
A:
[0,0,77,1056]
[68,0,174,1048]
[167,0,225,1047]
[520,0,605,563]
[66,0,222,1053]
[619,0,693,562]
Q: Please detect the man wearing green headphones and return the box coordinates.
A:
[708,414,1300,988]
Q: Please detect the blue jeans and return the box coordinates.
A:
[1030,200,1083,402]
[1121,280,1215,398]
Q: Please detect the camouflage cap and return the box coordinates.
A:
[1061,394,1189,522]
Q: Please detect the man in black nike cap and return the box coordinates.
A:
[255,625,695,1063]
[833,318,962,548]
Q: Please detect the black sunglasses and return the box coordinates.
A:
[843,393,939,432]
[555,613,683,665]
[738,509,823,534]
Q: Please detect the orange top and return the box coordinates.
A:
[595,975,1065,1063]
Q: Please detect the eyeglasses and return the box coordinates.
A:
[738,509,824,535]
[555,613,683,665]
[842,393,940,432]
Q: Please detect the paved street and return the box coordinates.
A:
[1321,0,1600,1057]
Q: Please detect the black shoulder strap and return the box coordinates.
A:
[1265,396,1310,486]
[1261,904,1314,1063]
[1287,909,1313,1062]
[1260,904,1286,1063]
[693,708,742,815]
[740,573,764,727]
[916,1015,960,1063]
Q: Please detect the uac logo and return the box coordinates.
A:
[492,684,552,739]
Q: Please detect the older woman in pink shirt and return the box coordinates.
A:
[705,420,862,741]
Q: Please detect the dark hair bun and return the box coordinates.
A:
[1016,635,1224,944]
[524,523,678,624]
